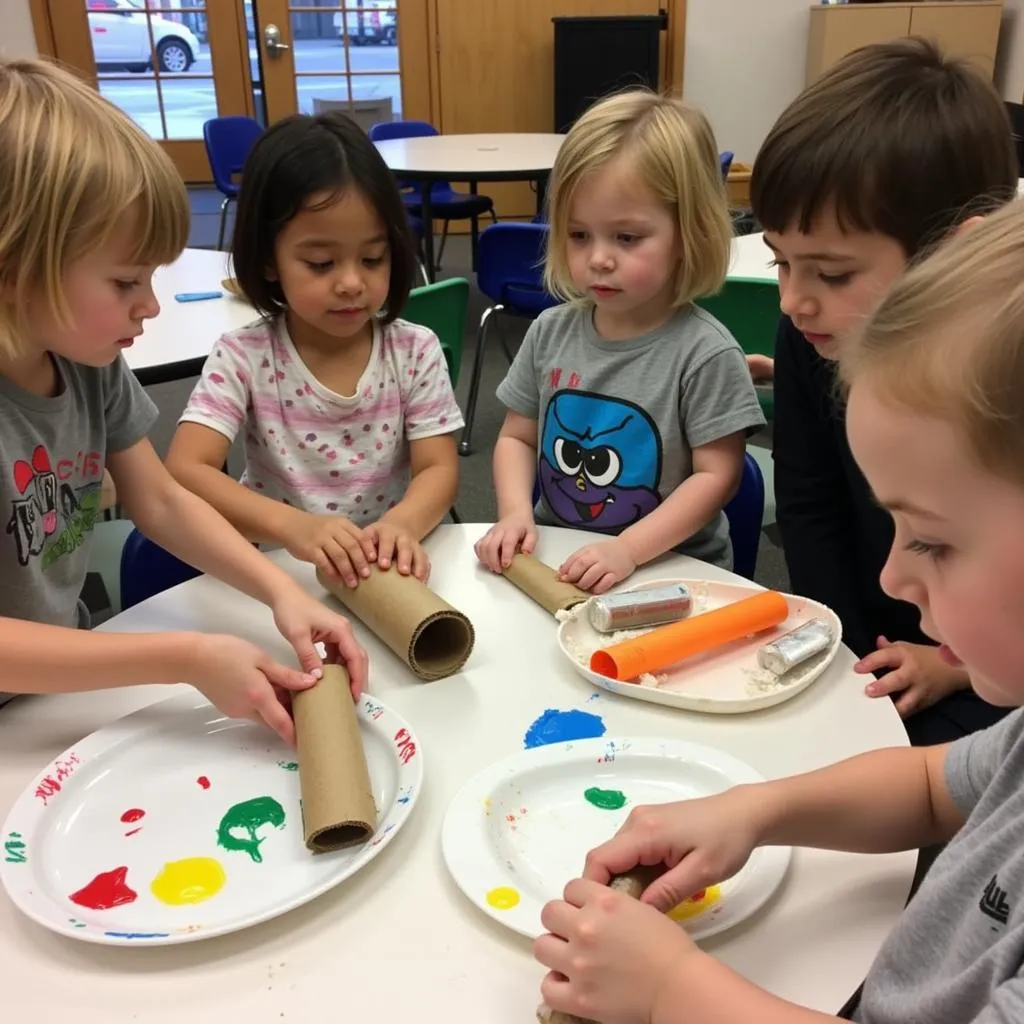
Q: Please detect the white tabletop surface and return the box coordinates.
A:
[0,525,914,1021]
[126,248,256,381]
[729,231,778,284]
[373,133,565,178]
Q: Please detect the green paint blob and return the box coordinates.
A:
[216,796,286,863]
[277,761,299,771]
[584,787,627,811]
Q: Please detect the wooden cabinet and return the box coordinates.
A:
[806,2,1003,86]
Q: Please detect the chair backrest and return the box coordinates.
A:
[719,151,735,180]
[369,120,443,193]
[203,116,264,198]
[476,222,559,316]
[401,277,470,386]
[120,528,201,611]
[696,279,778,360]
[723,451,765,580]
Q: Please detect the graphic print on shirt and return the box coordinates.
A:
[6,445,102,568]
[980,874,1010,926]
[539,390,662,531]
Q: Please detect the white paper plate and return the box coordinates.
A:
[442,737,790,940]
[0,691,422,946]
[558,578,842,713]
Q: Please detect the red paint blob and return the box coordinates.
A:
[120,808,145,823]
[197,776,211,790]
[123,828,142,838]
[69,866,138,910]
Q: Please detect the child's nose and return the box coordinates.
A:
[779,278,814,320]
[880,545,919,607]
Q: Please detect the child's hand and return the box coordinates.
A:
[746,353,775,382]
[270,586,369,699]
[535,878,696,1024]
[855,636,971,718]
[187,633,320,745]
[364,520,430,582]
[284,512,377,588]
[558,538,636,593]
[474,512,538,572]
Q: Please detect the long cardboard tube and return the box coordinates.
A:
[502,552,589,617]
[291,664,377,853]
[536,866,664,1024]
[318,565,474,681]
[590,590,789,681]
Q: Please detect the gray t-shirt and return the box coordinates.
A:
[857,708,1024,1023]
[496,303,765,567]
[0,356,156,630]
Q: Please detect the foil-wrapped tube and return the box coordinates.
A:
[757,618,832,675]
[587,583,692,633]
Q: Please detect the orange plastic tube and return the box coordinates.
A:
[590,590,789,681]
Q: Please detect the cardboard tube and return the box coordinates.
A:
[291,664,377,853]
[536,866,664,1024]
[502,553,589,617]
[318,565,474,681]
[590,590,789,682]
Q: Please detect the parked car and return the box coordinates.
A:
[333,4,397,46]
[87,0,200,73]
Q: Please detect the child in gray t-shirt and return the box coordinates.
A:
[476,92,763,589]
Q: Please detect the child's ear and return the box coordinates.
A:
[954,215,986,238]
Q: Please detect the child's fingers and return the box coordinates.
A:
[333,530,372,580]
[854,646,904,675]
[576,562,606,592]
[591,571,618,595]
[521,527,538,554]
[323,541,359,588]
[412,545,430,581]
[865,668,910,698]
[499,530,523,569]
[395,535,414,575]
[894,686,924,718]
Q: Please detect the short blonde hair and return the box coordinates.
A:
[841,200,1024,485]
[544,90,732,306]
[0,60,189,353]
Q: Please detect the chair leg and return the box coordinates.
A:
[449,505,462,524]
[436,220,451,270]
[459,304,503,457]
[496,316,516,365]
[489,208,498,224]
[470,214,480,272]
[217,196,232,251]
[418,262,430,286]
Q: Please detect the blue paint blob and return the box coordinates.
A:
[104,931,170,939]
[524,708,606,749]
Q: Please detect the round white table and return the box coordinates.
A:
[729,231,777,284]
[128,248,256,387]
[374,133,565,281]
[0,525,914,1022]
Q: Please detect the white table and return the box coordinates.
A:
[127,248,256,387]
[0,525,914,1022]
[374,133,565,281]
[729,231,777,284]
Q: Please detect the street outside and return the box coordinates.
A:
[98,39,401,140]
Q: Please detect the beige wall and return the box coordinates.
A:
[4,0,39,60]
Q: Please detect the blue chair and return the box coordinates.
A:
[723,451,765,580]
[203,115,264,250]
[369,120,497,270]
[459,222,560,456]
[120,528,200,611]
[719,151,735,180]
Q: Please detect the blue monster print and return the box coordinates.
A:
[539,391,661,531]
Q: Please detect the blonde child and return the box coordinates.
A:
[0,60,367,743]
[535,201,1024,1023]
[475,91,764,592]
[167,113,461,590]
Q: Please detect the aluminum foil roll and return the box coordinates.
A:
[587,583,692,633]
[757,618,832,675]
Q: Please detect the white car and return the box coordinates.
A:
[87,0,200,74]
[333,3,397,46]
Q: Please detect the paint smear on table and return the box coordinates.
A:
[216,795,286,863]
[151,857,226,906]
[120,808,145,823]
[486,886,521,910]
[584,787,627,810]
[197,776,211,790]
[277,761,299,771]
[69,866,138,910]
[523,708,606,749]
[667,885,721,922]
[106,931,170,940]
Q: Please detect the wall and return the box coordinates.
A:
[4,0,39,60]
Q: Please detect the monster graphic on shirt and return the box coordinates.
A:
[539,390,662,532]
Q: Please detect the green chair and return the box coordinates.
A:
[697,278,780,419]
[401,277,470,387]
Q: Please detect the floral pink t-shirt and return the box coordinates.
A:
[179,316,463,523]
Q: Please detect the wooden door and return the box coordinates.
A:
[908,2,1002,80]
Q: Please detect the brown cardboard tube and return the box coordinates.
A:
[317,565,474,681]
[536,866,663,1024]
[502,553,589,617]
[291,664,377,853]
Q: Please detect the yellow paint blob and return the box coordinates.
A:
[150,857,226,906]
[486,885,521,911]
[667,885,721,922]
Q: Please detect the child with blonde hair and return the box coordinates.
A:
[0,60,367,743]
[535,199,1024,1023]
[476,91,764,589]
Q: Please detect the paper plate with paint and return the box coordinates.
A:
[442,736,790,940]
[0,691,422,946]
[558,579,842,714]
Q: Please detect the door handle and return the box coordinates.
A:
[263,24,290,56]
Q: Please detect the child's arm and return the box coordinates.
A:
[475,412,539,572]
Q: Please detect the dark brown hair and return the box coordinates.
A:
[231,111,415,323]
[751,38,1018,257]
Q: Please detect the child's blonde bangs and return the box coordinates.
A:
[0,60,189,352]
[544,90,732,306]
